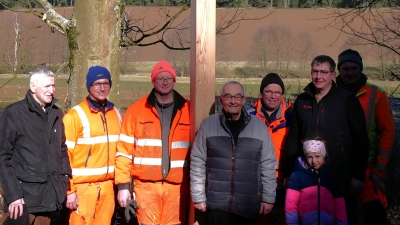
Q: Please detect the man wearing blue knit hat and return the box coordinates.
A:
[63,66,122,225]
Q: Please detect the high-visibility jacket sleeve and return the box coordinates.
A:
[115,105,136,188]
[63,110,81,194]
[372,91,395,177]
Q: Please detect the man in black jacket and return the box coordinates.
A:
[0,68,72,225]
[284,55,369,225]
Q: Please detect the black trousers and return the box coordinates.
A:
[363,199,388,225]
[208,210,258,225]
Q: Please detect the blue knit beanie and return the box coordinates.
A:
[86,66,112,91]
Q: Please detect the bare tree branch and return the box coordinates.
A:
[216,7,276,35]
[1,0,72,35]
[121,6,275,50]
[321,6,400,56]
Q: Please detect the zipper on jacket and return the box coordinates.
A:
[100,114,106,132]
[100,112,110,180]
[228,144,236,212]
[318,173,321,225]
[84,146,92,167]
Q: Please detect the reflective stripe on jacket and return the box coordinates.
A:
[356,82,395,177]
[251,98,292,179]
[115,89,190,185]
[63,98,121,193]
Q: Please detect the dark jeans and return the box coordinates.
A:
[208,210,258,225]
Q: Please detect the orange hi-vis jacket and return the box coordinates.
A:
[251,98,292,180]
[356,82,395,178]
[63,98,122,194]
[115,90,190,186]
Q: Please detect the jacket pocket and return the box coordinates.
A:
[18,174,47,207]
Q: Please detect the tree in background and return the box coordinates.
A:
[296,30,315,78]
[248,26,269,76]
[164,20,190,77]
[267,23,294,76]
[247,23,296,77]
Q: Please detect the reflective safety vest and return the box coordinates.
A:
[115,92,190,185]
[250,98,292,179]
[63,98,121,193]
[356,82,395,177]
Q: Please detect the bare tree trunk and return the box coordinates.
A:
[13,13,19,73]
[72,0,122,107]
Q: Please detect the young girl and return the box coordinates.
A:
[285,137,348,225]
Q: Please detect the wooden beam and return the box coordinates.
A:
[189,0,216,224]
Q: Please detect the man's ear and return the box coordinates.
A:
[29,82,36,93]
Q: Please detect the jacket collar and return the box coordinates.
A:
[85,96,114,113]
[253,98,290,120]
[25,90,58,113]
[336,73,367,94]
[219,108,251,126]
[146,88,187,110]
[304,81,337,99]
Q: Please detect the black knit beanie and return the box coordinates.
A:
[337,49,363,70]
[260,73,284,94]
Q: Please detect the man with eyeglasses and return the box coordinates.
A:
[284,55,369,225]
[116,60,190,225]
[63,66,122,225]
[248,73,292,225]
[191,81,277,225]
[336,49,394,225]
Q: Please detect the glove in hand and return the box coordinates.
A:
[125,199,139,222]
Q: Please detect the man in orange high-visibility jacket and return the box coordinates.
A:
[63,66,122,225]
[248,73,292,225]
[337,49,395,225]
[116,60,190,225]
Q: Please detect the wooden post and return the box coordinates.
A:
[188,0,216,224]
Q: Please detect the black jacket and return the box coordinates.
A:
[284,82,369,194]
[0,90,72,213]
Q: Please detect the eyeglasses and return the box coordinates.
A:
[91,82,110,88]
[264,90,282,97]
[221,94,244,101]
[311,70,333,76]
[154,77,174,84]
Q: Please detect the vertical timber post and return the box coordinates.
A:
[189,0,216,224]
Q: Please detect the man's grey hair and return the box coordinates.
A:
[29,67,55,84]
[220,80,246,97]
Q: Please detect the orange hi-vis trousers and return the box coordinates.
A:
[134,180,190,225]
[69,180,115,225]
